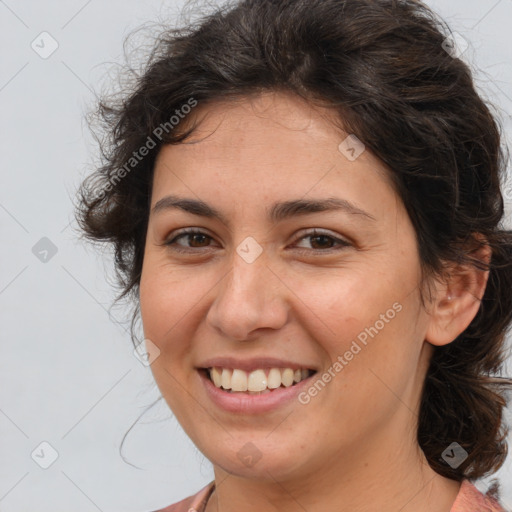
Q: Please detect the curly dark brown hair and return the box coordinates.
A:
[75,0,512,489]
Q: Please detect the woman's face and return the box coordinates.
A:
[139,92,435,481]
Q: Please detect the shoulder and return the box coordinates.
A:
[450,480,508,512]
[150,481,215,512]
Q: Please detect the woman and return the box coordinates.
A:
[76,0,512,510]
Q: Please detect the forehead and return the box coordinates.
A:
[164,92,350,159]
[151,92,397,218]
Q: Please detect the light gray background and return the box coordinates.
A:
[1,1,511,511]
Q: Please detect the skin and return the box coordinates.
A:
[139,91,490,512]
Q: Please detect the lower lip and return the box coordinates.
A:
[199,370,315,414]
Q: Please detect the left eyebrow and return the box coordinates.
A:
[151,195,376,226]
[268,197,376,223]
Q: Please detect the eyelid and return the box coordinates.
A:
[162,228,218,250]
[293,227,351,244]
[162,227,352,253]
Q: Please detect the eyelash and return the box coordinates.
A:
[163,228,351,255]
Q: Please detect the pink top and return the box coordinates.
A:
[152,479,507,512]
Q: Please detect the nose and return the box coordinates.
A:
[205,249,289,341]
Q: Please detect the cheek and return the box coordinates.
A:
[139,266,196,392]
[139,267,199,417]
[323,298,426,423]
[299,266,425,403]
[139,260,197,339]
[139,261,222,387]
[292,267,407,347]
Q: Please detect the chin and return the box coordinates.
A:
[203,437,311,481]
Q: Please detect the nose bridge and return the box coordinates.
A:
[227,248,270,302]
[206,245,288,340]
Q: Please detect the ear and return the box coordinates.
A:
[425,238,491,347]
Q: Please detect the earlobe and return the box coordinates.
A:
[425,242,491,347]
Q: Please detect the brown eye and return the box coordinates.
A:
[184,233,211,247]
[293,229,351,253]
[308,234,336,249]
[164,229,217,253]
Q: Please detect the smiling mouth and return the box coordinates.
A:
[202,367,316,394]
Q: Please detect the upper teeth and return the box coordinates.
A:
[209,367,311,392]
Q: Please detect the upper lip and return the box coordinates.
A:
[197,357,318,373]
